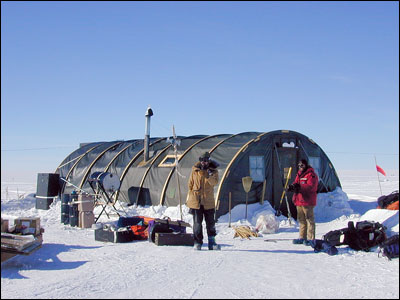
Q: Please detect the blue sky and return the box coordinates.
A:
[1,1,399,182]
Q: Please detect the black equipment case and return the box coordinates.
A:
[148,218,191,243]
[35,198,54,210]
[94,227,135,243]
[36,173,60,210]
[154,232,194,246]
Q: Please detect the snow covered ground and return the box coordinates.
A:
[1,170,399,299]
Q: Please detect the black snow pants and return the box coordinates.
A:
[191,205,217,245]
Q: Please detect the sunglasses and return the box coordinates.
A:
[200,158,210,162]
[298,163,305,168]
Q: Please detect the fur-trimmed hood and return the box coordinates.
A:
[193,159,220,171]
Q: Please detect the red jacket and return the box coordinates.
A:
[292,166,318,207]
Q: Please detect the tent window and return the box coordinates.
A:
[282,141,295,148]
[308,156,321,177]
[249,156,265,182]
[158,155,181,167]
[281,138,296,148]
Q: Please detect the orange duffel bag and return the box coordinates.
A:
[131,225,148,240]
[385,200,399,210]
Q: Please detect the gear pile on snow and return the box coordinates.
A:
[323,220,387,252]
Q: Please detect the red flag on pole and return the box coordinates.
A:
[376,165,386,176]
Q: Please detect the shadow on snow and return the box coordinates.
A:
[347,198,378,215]
[1,243,101,279]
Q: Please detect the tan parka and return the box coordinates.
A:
[186,161,219,210]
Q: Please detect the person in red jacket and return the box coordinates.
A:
[288,158,319,246]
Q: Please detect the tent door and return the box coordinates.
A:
[273,147,298,219]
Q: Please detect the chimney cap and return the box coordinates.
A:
[145,106,153,117]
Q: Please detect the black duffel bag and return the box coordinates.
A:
[377,191,399,209]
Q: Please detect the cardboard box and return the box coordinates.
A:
[1,219,9,233]
[14,217,41,235]
[79,211,94,228]
[76,194,94,212]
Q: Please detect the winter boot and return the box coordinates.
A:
[193,243,202,251]
[303,239,312,246]
[292,238,305,244]
[208,236,221,250]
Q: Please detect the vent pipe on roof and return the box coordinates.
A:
[144,106,153,162]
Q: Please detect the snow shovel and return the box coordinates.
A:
[275,167,292,219]
[259,179,266,205]
[242,176,253,220]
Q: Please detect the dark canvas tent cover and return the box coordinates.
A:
[56,130,341,219]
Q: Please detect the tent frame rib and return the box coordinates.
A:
[114,138,165,202]
[159,134,228,205]
[214,132,269,211]
[63,144,104,182]
[78,141,124,189]
[297,139,330,192]
[55,143,104,194]
[135,143,173,205]
[103,142,139,173]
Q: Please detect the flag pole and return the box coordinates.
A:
[374,155,383,196]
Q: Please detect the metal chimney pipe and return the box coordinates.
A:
[144,106,153,162]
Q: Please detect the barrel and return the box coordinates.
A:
[69,202,79,227]
[89,172,120,192]
[61,194,70,224]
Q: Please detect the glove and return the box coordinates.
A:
[288,183,300,193]
[207,169,214,177]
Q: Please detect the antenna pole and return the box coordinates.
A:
[172,125,183,220]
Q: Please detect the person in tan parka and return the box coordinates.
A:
[187,151,220,250]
